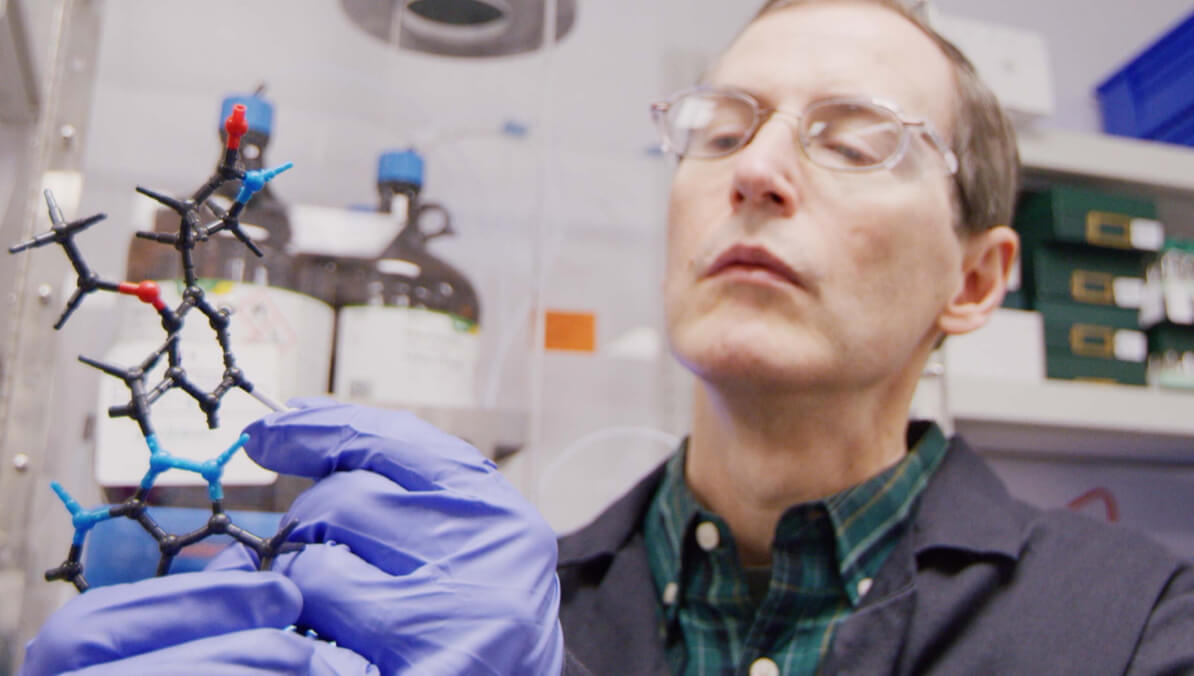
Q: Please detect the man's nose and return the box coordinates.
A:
[729,121,800,218]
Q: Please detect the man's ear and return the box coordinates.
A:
[938,225,1019,336]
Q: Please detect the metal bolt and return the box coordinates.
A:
[12,454,30,472]
[60,124,77,146]
[37,284,53,305]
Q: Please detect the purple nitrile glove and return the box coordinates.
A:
[20,569,375,675]
[234,398,564,675]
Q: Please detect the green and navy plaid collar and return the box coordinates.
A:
[644,421,948,673]
[649,421,947,603]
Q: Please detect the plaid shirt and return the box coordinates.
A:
[644,423,948,676]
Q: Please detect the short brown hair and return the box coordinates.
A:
[749,0,1020,236]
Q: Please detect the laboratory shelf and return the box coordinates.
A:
[1018,126,1194,197]
[945,375,1194,465]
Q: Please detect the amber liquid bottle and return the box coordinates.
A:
[107,93,325,512]
[332,149,481,406]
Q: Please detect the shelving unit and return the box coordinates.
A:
[946,376,1194,463]
[1018,125,1194,197]
[939,127,1194,465]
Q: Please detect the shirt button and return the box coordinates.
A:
[662,581,679,605]
[857,577,874,599]
[695,521,720,551]
[749,656,780,676]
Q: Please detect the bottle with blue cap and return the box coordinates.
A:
[373,148,479,323]
[331,148,482,406]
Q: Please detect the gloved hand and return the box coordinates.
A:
[230,403,565,676]
[20,569,375,675]
[22,399,561,675]
[234,398,564,675]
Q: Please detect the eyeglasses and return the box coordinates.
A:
[650,87,958,176]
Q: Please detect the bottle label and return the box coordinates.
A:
[95,282,333,487]
[334,306,479,407]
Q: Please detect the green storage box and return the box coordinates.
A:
[1016,185,1163,251]
[1035,300,1139,328]
[1028,245,1147,314]
[1002,288,1029,309]
[1040,300,1147,386]
[1046,353,1147,385]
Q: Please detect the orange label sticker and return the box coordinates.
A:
[544,311,596,352]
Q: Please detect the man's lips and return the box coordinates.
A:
[703,244,803,287]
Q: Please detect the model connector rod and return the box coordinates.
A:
[6,99,298,592]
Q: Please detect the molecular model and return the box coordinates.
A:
[8,104,301,592]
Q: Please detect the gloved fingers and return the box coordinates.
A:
[283,470,472,576]
[204,542,259,572]
[241,401,499,494]
[22,571,301,676]
[61,628,375,676]
[280,470,557,579]
[275,543,563,676]
[267,544,416,673]
[310,639,381,675]
[274,543,527,675]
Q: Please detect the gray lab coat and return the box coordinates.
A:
[557,431,1194,675]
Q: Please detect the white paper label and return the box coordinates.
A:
[1113,277,1143,309]
[1114,330,1147,363]
[1165,279,1194,325]
[1129,219,1164,251]
[97,282,334,486]
[1139,281,1166,328]
[335,306,479,408]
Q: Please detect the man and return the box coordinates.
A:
[556,1,1194,674]
[19,0,1194,674]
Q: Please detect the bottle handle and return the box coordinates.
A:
[412,201,454,241]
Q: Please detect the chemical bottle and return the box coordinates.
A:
[332,149,481,406]
[291,208,383,394]
[101,91,334,512]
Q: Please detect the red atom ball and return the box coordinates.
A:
[135,281,161,304]
[225,104,248,149]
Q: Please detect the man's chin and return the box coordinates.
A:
[674,343,840,394]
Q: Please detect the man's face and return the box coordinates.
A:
[663,1,966,393]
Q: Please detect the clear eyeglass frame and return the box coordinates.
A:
[650,86,959,176]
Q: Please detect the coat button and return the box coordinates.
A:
[696,521,720,551]
[662,581,679,605]
[857,577,874,599]
[749,656,780,676]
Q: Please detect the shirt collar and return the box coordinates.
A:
[647,420,949,608]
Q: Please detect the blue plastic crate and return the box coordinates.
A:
[1153,109,1194,146]
[1097,11,1194,145]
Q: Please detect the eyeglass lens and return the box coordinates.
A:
[665,92,905,170]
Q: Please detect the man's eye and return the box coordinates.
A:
[824,140,877,165]
[709,134,743,150]
[699,131,744,153]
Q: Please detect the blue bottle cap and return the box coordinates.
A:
[220,94,274,137]
[378,149,425,188]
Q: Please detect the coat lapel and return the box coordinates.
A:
[559,464,672,675]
